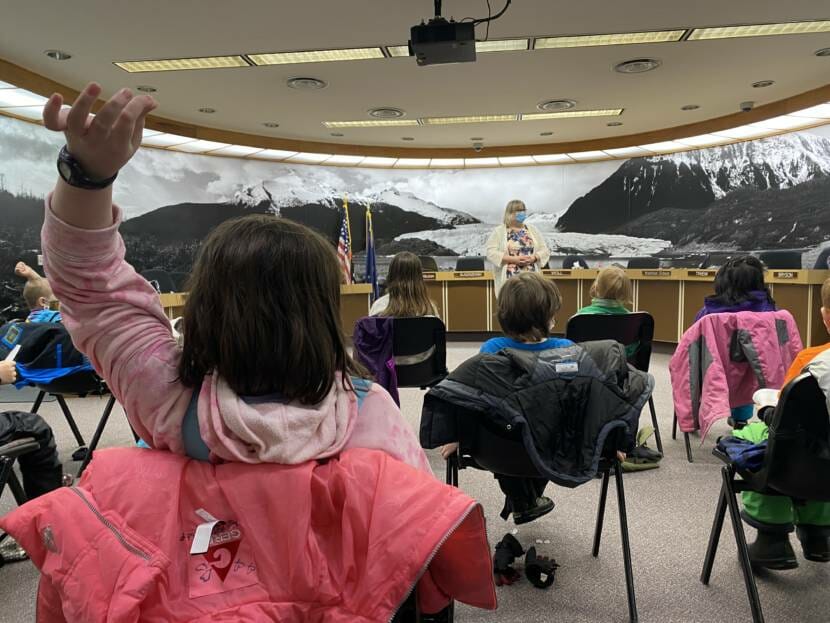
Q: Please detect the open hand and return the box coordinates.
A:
[42,82,157,180]
[14,261,38,280]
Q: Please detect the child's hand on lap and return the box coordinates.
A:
[0,360,17,385]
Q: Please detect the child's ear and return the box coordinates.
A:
[821,307,830,332]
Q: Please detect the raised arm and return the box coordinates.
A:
[39,83,192,452]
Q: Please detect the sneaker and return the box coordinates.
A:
[513,496,555,525]
[748,530,798,570]
[796,525,830,563]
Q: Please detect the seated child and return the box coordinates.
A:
[696,255,776,427]
[14,261,61,323]
[370,251,439,317]
[732,277,830,570]
[444,272,573,524]
[577,266,638,358]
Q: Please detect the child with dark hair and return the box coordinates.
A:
[695,255,777,427]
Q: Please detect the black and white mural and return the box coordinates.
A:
[1,111,829,312]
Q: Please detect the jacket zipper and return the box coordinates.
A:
[70,487,152,561]
[388,501,481,623]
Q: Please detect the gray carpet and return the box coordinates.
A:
[1,344,828,622]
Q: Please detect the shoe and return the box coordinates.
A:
[748,530,798,570]
[796,525,830,563]
[727,417,749,430]
[513,496,554,525]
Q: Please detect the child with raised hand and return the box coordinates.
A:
[38,82,429,471]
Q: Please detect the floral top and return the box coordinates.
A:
[506,228,536,278]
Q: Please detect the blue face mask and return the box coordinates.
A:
[515,212,528,224]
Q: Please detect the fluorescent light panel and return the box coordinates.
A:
[209,145,264,157]
[522,109,623,120]
[140,133,197,147]
[604,146,651,157]
[171,140,231,153]
[286,152,333,164]
[498,156,537,166]
[360,157,399,167]
[429,158,465,168]
[567,150,610,161]
[641,140,694,152]
[255,149,299,161]
[0,89,48,107]
[386,45,410,57]
[688,20,830,41]
[0,106,43,120]
[422,114,518,125]
[535,30,685,49]
[464,157,501,167]
[532,154,574,163]
[394,158,431,168]
[476,39,529,52]
[324,119,419,128]
[789,103,830,119]
[114,56,249,73]
[248,48,384,65]
[325,155,365,165]
[0,81,16,89]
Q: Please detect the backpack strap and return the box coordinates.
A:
[182,385,210,461]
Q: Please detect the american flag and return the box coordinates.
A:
[337,198,353,284]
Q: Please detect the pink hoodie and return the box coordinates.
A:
[40,197,430,471]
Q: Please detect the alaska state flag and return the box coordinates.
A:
[365,205,379,301]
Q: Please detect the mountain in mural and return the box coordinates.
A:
[556,132,830,235]
[616,175,830,250]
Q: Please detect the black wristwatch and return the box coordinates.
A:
[57,145,118,190]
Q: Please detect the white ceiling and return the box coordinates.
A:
[1,0,829,149]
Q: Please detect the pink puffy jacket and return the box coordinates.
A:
[0,447,497,622]
[670,310,802,439]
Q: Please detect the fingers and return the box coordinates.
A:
[129,95,157,147]
[66,82,101,137]
[42,93,65,130]
[111,94,156,148]
[88,88,133,139]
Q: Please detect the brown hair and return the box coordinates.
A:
[822,277,830,309]
[381,252,437,317]
[502,199,527,227]
[590,266,633,307]
[178,215,365,404]
[497,272,563,341]
[23,278,54,311]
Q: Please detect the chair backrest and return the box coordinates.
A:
[168,271,189,292]
[565,312,655,372]
[814,248,830,270]
[455,256,485,271]
[561,255,589,269]
[140,269,176,293]
[759,250,802,269]
[392,316,448,388]
[762,373,830,501]
[626,257,660,269]
[418,256,439,272]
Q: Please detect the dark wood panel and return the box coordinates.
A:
[340,293,370,337]
[637,280,680,343]
[426,282,445,322]
[682,282,714,332]
[447,282,489,331]
[810,285,827,347]
[772,284,810,347]
[580,280,594,308]
[549,278,579,336]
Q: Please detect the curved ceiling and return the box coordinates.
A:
[1,0,829,155]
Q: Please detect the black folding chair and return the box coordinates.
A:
[169,271,190,292]
[565,312,663,455]
[455,256,485,271]
[626,257,660,269]
[29,371,118,478]
[758,250,802,270]
[446,410,638,623]
[813,248,830,270]
[418,256,439,272]
[392,317,448,389]
[700,373,830,623]
[0,437,41,551]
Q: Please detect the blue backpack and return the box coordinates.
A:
[0,321,94,388]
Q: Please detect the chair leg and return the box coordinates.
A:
[671,411,677,440]
[0,456,12,500]
[592,467,611,557]
[700,481,728,585]
[7,470,27,506]
[445,454,458,487]
[76,395,117,478]
[614,461,638,623]
[684,432,694,463]
[29,390,46,414]
[722,467,765,623]
[55,394,86,447]
[648,396,663,455]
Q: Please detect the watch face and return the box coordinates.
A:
[58,160,72,181]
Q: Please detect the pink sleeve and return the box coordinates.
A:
[41,195,190,453]
[346,384,433,475]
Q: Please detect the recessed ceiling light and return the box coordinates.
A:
[475,39,529,52]
[537,99,576,112]
[368,107,406,119]
[816,48,830,57]
[114,56,249,72]
[45,49,72,61]
[535,30,685,49]
[752,80,775,88]
[522,109,623,120]
[423,114,518,125]
[330,132,344,137]
[402,137,415,141]
[387,45,411,57]
[681,104,700,111]
[540,131,554,136]
[136,85,157,93]
[607,121,623,126]
[470,136,484,141]
[248,47,384,65]
[198,107,215,114]
[286,77,327,90]
[323,119,419,128]
[262,122,280,128]
[688,20,830,41]
[614,58,661,73]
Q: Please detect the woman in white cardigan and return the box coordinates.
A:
[485,200,551,297]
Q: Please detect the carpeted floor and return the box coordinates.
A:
[1,343,828,622]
